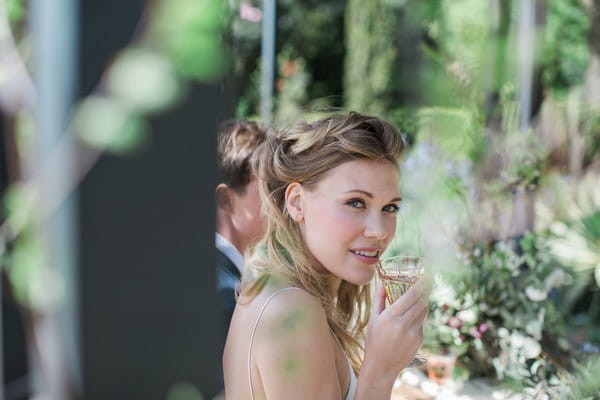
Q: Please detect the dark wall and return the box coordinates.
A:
[78,1,221,398]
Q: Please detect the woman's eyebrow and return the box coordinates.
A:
[344,189,402,203]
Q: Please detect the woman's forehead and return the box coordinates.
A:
[315,159,401,197]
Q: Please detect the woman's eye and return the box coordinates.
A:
[347,199,365,208]
[383,204,400,214]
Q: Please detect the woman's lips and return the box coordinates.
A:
[350,249,380,265]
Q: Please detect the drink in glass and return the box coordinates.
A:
[376,255,426,367]
[377,256,423,304]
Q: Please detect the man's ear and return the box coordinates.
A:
[216,183,234,213]
[284,182,304,222]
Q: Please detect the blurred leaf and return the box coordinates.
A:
[167,32,227,82]
[543,0,590,92]
[151,0,227,82]
[417,107,482,161]
[6,0,25,25]
[106,48,183,113]
[3,183,35,237]
[73,96,148,155]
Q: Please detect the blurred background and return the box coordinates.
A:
[1,0,600,399]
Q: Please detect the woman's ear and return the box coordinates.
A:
[284,182,304,222]
[216,183,234,213]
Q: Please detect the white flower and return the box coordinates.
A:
[525,286,547,301]
[457,309,477,324]
[546,268,572,290]
[523,337,542,359]
[526,320,542,340]
[430,277,459,307]
[510,332,525,348]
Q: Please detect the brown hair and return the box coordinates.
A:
[242,111,405,373]
[217,120,267,192]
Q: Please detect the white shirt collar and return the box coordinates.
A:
[215,233,244,275]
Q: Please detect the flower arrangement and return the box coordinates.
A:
[424,233,574,394]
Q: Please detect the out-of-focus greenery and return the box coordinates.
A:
[228,0,346,119]
[151,0,227,82]
[344,0,398,115]
[536,170,600,355]
[3,184,64,310]
[273,48,309,125]
[2,0,229,311]
[567,356,600,400]
[72,0,227,155]
[6,0,25,26]
[416,106,483,162]
[424,235,572,391]
[543,0,590,93]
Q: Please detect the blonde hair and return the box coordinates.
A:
[241,111,405,373]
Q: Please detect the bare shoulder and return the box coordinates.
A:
[252,287,332,354]
[252,288,341,398]
[256,288,326,335]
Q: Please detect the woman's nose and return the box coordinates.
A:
[363,214,390,241]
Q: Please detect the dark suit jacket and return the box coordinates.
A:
[216,248,241,393]
[216,248,241,338]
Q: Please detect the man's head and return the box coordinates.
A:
[216,120,267,254]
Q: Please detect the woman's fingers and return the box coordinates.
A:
[401,293,429,323]
[371,285,387,319]
[386,277,431,317]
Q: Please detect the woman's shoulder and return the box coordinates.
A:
[248,288,344,399]
[254,286,329,340]
[262,287,324,319]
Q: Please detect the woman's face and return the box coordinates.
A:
[288,159,401,287]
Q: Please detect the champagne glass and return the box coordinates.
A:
[376,255,427,367]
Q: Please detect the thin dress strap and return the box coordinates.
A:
[329,327,357,400]
[248,287,301,400]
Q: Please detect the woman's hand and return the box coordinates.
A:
[358,278,430,396]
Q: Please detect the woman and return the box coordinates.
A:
[223,112,429,399]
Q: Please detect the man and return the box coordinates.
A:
[215,120,267,334]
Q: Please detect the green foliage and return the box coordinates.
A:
[568,356,600,399]
[543,0,591,92]
[425,234,572,394]
[274,49,310,125]
[106,48,184,113]
[582,106,600,167]
[152,0,228,82]
[546,173,600,289]
[416,106,484,161]
[2,185,63,311]
[479,84,545,192]
[73,96,149,155]
[6,0,25,26]
[389,108,418,143]
[344,0,399,114]
[229,0,346,118]
[418,0,493,110]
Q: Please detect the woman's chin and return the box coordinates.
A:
[348,272,375,287]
